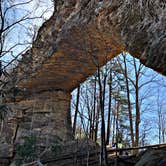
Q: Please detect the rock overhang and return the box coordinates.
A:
[4,0,166,99]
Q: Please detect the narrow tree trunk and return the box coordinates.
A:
[116,100,120,157]
[92,76,97,141]
[89,110,93,139]
[157,90,161,144]
[106,69,112,145]
[162,122,165,143]
[73,86,80,136]
[94,100,100,142]
[123,56,135,147]
[135,81,140,147]
[133,58,140,147]
[97,68,108,166]
[112,113,116,144]
[158,113,161,144]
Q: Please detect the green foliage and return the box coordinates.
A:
[15,135,37,166]
[51,138,62,156]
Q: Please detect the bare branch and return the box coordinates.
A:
[3,0,33,17]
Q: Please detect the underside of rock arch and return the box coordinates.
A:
[0,0,165,160]
[7,0,165,94]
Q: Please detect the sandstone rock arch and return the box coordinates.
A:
[9,0,165,93]
[1,0,165,152]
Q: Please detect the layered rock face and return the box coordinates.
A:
[1,91,72,141]
[1,0,165,163]
[0,91,72,164]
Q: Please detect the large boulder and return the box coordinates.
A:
[135,147,166,166]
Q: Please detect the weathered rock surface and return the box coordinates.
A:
[6,0,165,95]
[0,143,13,158]
[1,91,72,143]
[107,147,166,166]
[1,0,166,164]
[0,143,13,166]
[135,147,166,166]
[0,91,72,165]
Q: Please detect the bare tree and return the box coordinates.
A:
[106,67,112,145]
[118,54,135,147]
[0,0,53,81]
[72,85,80,137]
[156,89,166,144]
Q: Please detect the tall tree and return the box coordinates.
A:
[97,65,108,166]
[72,85,80,137]
[106,68,112,145]
[119,55,135,147]
[0,0,53,91]
[156,89,166,144]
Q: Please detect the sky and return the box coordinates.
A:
[1,0,54,68]
[71,53,166,145]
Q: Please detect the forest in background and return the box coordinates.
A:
[71,53,166,147]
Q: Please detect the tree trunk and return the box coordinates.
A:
[92,76,97,141]
[106,69,112,145]
[112,113,116,144]
[135,81,140,147]
[94,99,100,142]
[133,58,140,147]
[97,68,108,166]
[73,86,80,136]
[123,55,135,147]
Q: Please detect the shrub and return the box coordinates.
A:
[15,135,37,166]
[51,138,62,156]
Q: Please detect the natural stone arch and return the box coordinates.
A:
[8,0,165,93]
[2,0,166,148]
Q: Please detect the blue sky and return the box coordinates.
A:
[1,0,54,68]
[71,53,166,145]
